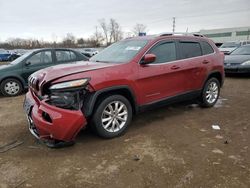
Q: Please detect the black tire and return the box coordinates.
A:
[91,95,132,138]
[199,78,220,108]
[0,78,23,97]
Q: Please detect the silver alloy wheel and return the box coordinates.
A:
[4,81,20,95]
[205,81,219,104]
[101,101,128,133]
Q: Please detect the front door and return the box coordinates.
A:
[22,50,53,83]
[136,40,188,104]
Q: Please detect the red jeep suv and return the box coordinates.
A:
[24,33,225,147]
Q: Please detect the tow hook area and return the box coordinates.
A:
[44,139,75,148]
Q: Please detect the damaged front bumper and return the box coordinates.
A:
[24,90,87,145]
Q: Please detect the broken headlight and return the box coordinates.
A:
[46,79,90,110]
[47,91,81,110]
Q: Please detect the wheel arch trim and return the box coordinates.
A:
[83,85,138,117]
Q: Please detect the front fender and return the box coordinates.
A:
[82,85,137,117]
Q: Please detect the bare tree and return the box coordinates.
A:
[91,26,103,47]
[99,18,123,46]
[132,23,147,36]
[62,33,76,47]
[109,18,123,43]
[99,19,109,45]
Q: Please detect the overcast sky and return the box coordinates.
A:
[0,0,249,41]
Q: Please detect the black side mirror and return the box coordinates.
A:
[25,61,31,66]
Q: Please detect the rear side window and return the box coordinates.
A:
[180,42,202,59]
[56,50,77,62]
[200,41,214,55]
[148,42,177,64]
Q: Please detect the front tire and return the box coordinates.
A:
[0,78,23,97]
[200,78,220,107]
[91,95,132,138]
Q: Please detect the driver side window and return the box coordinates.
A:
[28,51,52,65]
[148,42,177,64]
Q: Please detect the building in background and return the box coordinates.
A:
[199,26,250,45]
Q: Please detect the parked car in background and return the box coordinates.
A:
[0,48,88,96]
[219,41,250,55]
[224,44,250,74]
[82,48,99,57]
[0,49,19,61]
[24,33,224,147]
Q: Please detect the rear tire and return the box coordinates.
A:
[0,78,23,97]
[199,78,220,108]
[91,95,132,138]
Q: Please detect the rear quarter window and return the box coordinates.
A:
[56,50,77,62]
[200,41,214,55]
[179,42,202,59]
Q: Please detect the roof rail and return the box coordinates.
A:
[159,32,204,37]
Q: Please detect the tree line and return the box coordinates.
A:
[0,19,147,50]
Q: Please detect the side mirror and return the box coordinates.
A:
[140,54,156,65]
[25,61,31,66]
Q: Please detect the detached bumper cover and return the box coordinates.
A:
[24,91,87,142]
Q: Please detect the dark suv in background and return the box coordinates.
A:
[24,33,225,147]
[0,48,88,96]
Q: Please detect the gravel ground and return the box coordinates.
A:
[0,76,249,188]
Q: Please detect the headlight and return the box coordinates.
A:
[47,91,81,110]
[241,60,250,66]
[50,78,89,90]
[47,78,90,110]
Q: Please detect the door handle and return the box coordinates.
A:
[171,65,180,70]
[202,60,210,64]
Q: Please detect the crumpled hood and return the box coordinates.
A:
[224,55,250,64]
[31,61,116,85]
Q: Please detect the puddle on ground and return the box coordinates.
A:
[187,97,228,109]
[214,97,228,108]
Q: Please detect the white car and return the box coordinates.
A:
[82,48,99,57]
[219,41,250,55]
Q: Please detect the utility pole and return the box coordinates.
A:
[172,17,176,33]
[247,28,250,40]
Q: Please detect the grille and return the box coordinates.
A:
[28,76,39,91]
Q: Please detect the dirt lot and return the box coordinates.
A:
[0,76,250,188]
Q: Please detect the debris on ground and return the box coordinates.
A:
[0,140,24,153]
[212,125,221,130]
[14,180,26,188]
[28,146,40,149]
[215,135,223,139]
[224,140,229,144]
[199,128,207,132]
[133,155,140,161]
[212,148,224,155]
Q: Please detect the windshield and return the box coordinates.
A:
[10,51,33,65]
[231,46,250,55]
[220,42,241,48]
[90,39,148,63]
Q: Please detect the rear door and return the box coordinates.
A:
[136,40,190,104]
[178,40,214,91]
[22,50,53,82]
[54,49,78,65]
[177,40,208,91]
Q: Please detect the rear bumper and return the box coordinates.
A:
[24,91,87,142]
